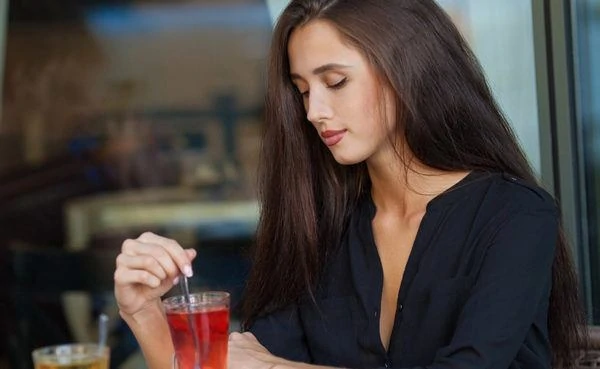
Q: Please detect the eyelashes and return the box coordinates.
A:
[298,77,348,97]
[329,77,347,90]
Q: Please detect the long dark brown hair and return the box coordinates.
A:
[241,0,586,366]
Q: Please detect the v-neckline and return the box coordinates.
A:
[363,171,480,353]
[368,203,439,353]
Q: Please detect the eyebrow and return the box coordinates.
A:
[290,63,352,81]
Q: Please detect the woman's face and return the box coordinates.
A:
[288,20,397,165]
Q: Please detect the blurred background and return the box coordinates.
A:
[0,0,598,368]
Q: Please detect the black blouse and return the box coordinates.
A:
[249,172,558,369]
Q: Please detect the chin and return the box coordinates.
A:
[331,152,364,166]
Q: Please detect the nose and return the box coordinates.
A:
[305,91,332,125]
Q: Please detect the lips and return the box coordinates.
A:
[320,129,347,147]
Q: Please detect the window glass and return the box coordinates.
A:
[437,0,541,173]
[1,1,271,364]
[573,0,600,324]
[1,1,271,250]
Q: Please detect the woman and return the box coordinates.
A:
[114,1,586,368]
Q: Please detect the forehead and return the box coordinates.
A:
[287,20,363,75]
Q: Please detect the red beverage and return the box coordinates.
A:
[164,292,230,369]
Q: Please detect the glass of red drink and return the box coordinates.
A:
[164,291,230,369]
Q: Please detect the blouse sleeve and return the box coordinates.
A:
[394,207,559,369]
[247,304,312,363]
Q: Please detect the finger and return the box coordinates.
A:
[119,239,181,281]
[114,268,161,288]
[228,332,259,347]
[137,232,194,277]
[116,253,168,280]
[186,248,197,260]
[241,332,257,340]
[120,237,192,282]
[229,332,243,341]
[121,238,146,256]
[133,243,184,280]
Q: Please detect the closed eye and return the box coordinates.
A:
[296,77,346,98]
[328,78,347,90]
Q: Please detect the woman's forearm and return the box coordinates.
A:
[120,299,174,369]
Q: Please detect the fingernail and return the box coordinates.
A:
[183,265,193,278]
[173,277,180,285]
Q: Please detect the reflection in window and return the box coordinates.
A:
[1,3,270,364]
[436,0,541,174]
[574,0,600,324]
[1,0,271,249]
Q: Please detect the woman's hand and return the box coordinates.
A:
[114,232,196,317]
[228,332,293,369]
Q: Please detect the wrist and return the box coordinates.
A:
[120,299,174,369]
[119,299,165,328]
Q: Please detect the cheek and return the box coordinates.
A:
[359,96,388,136]
[338,83,391,136]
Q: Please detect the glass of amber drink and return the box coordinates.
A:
[164,291,230,369]
[32,343,109,369]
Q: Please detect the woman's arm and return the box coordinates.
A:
[120,299,175,369]
[421,208,558,369]
[248,304,312,362]
[229,332,333,369]
[114,232,197,369]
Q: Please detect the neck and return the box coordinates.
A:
[366,151,470,217]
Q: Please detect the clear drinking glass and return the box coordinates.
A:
[32,343,109,369]
[164,291,230,369]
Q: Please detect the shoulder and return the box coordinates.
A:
[468,172,558,216]
[494,173,557,214]
[461,173,560,265]
[443,171,560,241]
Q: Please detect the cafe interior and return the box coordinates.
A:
[0,0,271,368]
[1,0,600,368]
